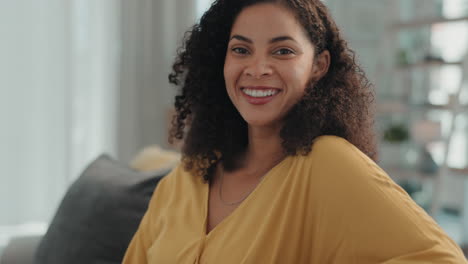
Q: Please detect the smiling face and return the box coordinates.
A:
[224,3,326,129]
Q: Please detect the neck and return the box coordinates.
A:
[241,124,285,174]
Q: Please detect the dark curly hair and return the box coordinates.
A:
[168,0,377,181]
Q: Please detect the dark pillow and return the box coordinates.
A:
[34,154,169,264]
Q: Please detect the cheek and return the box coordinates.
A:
[224,57,244,94]
[292,60,314,90]
[279,63,311,91]
[224,57,238,86]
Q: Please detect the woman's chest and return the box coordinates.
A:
[206,194,238,234]
[146,183,315,264]
[206,178,246,233]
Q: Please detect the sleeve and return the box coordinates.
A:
[122,175,171,264]
[310,136,467,263]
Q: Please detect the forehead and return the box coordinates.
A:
[230,3,310,43]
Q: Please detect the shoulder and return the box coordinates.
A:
[310,135,373,164]
[303,135,397,198]
[303,137,466,261]
[303,136,413,221]
[155,162,198,189]
[150,161,205,204]
[306,135,378,178]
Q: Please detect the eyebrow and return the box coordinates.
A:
[230,34,297,44]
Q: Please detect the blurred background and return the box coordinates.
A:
[0,0,467,259]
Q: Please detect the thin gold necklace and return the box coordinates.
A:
[218,164,267,206]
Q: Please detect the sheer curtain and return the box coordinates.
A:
[118,0,198,161]
[0,0,119,249]
[0,0,202,251]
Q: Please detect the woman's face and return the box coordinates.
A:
[224,3,326,128]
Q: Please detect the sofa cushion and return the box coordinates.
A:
[34,154,170,264]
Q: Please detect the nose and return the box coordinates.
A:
[243,55,273,79]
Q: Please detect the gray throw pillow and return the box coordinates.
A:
[34,154,169,264]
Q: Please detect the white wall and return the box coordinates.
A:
[325,0,392,84]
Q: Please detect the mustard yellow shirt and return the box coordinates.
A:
[123,135,466,263]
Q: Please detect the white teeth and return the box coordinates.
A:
[242,89,278,98]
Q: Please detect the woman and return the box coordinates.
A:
[123,0,467,263]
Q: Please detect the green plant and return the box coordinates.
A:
[383,123,409,143]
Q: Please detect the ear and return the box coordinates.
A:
[311,50,330,81]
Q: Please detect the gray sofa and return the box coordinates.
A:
[0,154,168,264]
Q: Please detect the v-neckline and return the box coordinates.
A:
[202,156,290,237]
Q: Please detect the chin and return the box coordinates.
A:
[241,114,281,129]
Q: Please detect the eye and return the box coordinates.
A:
[274,48,295,55]
[231,47,249,55]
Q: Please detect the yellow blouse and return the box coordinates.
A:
[123,135,467,263]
